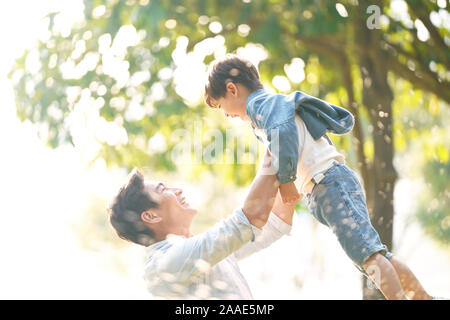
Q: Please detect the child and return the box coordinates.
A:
[203,54,433,300]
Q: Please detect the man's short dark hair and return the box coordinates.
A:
[108,169,158,246]
[204,54,263,108]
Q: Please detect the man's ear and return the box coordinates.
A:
[141,209,162,224]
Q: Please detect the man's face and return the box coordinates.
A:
[144,181,197,229]
[210,83,250,121]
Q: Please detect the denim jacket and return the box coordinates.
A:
[245,89,354,184]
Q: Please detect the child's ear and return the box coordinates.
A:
[226,82,237,96]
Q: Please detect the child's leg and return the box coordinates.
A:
[389,256,432,300]
[306,163,431,300]
[362,252,407,300]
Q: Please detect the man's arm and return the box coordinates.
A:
[148,150,279,281]
[241,148,280,228]
[233,190,297,260]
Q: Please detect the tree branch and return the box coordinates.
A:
[381,39,420,64]
[406,1,450,67]
[385,53,450,104]
[382,38,448,91]
[288,33,346,61]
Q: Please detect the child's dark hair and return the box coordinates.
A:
[204,54,263,108]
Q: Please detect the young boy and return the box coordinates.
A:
[203,54,433,300]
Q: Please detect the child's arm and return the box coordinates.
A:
[279,181,303,205]
[259,148,301,205]
[247,98,300,188]
[265,120,300,185]
[272,189,297,224]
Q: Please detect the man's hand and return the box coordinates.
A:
[279,182,302,205]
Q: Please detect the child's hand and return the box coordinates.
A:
[279,182,302,205]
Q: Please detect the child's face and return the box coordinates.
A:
[210,83,251,122]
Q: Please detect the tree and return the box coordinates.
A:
[10,0,449,299]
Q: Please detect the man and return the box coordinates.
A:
[108,151,296,299]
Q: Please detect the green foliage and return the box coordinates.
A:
[392,79,450,246]
[416,160,450,245]
[8,0,450,249]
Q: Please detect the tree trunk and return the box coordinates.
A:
[337,52,372,205]
[354,0,398,300]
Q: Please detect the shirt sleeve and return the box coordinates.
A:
[247,95,299,184]
[233,212,292,261]
[266,118,299,184]
[151,208,262,283]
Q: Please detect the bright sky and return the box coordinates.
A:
[0,0,448,299]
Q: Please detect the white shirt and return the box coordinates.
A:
[143,208,291,299]
[253,114,345,195]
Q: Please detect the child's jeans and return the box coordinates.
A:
[305,162,392,272]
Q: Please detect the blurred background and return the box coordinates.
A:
[0,0,448,299]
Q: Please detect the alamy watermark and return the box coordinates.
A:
[366,4,381,30]
[365,264,382,290]
[168,121,280,174]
